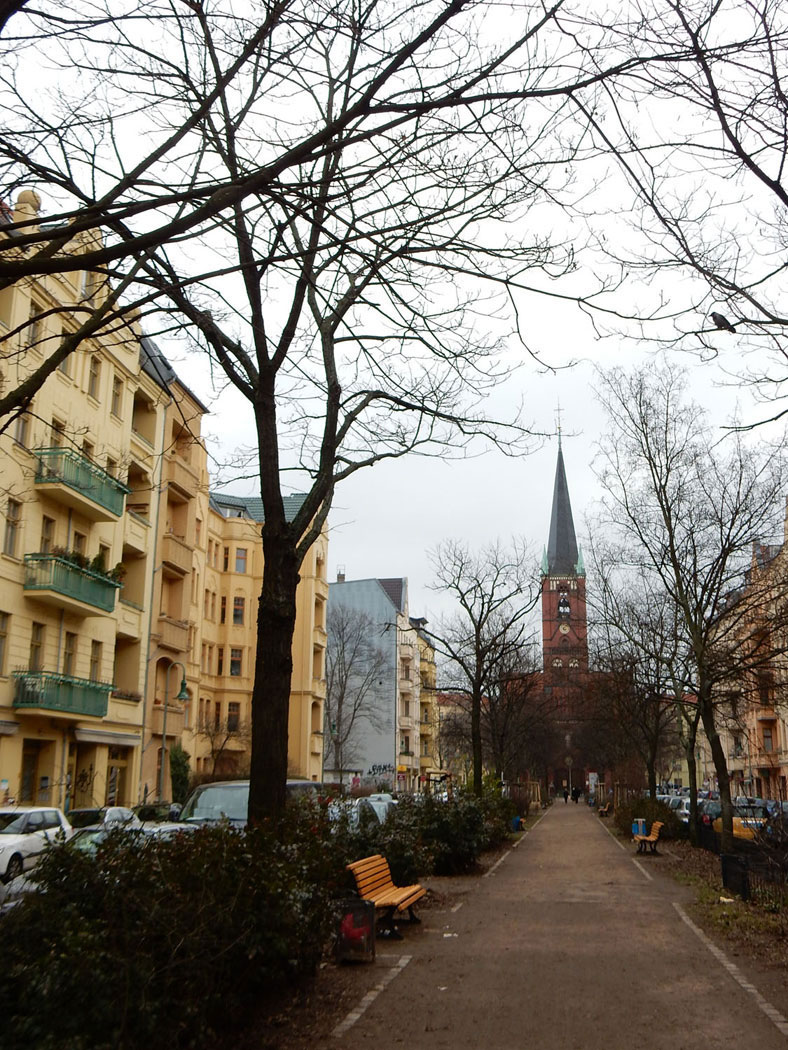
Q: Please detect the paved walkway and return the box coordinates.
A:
[323,800,788,1049]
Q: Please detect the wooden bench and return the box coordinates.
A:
[633,820,664,854]
[598,802,612,817]
[347,854,426,938]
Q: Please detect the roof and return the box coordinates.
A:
[209,491,308,523]
[544,444,584,577]
[378,578,406,612]
[139,336,209,412]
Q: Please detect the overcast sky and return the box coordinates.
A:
[173,293,759,630]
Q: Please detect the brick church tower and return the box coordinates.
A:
[541,439,588,716]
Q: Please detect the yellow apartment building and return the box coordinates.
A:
[0,189,327,808]
[0,190,167,810]
[179,491,328,787]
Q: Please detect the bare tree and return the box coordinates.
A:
[0,3,720,820]
[483,648,557,784]
[324,606,388,786]
[571,1,788,422]
[595,361,788,849]
[428,539,538,796]
[194,716,252,779]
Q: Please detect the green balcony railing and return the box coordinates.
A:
[24,554,120,613]
[34,447,130,517]
[12,671,112,717]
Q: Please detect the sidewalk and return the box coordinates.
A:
[318,801,788,1049]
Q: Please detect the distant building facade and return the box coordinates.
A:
[326,576,423,792]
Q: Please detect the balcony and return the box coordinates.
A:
[116,599,144,640]
[399,677,414,694]
[157,615,190,653]
[24,554,120,615]
[34,447,129,521]
[12,671,111,718]
[399,714,414,730]
[165,453,199,501]
[756,707,778,722]
[124,511,150,555]
[160,532,193,577]
[150,702,185,740]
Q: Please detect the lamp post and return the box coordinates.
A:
[157,661,188,802]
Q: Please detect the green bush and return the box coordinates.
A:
[0,819,344,1050]
[613,796,683,840]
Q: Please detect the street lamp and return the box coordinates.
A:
[157,661,188,802]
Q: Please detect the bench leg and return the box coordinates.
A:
[378,908,403,940]
[406,905,421,925]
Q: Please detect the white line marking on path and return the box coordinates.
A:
[331,955,412,1039]
[632,858,653,881]
[483,850,510,878]
[673,902,788,1037]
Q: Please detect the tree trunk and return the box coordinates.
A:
[699,695,733,853]
[471,686,483,797]
[248,527,300,823]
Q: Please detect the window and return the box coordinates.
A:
[220,596,226,624]
[82,439,94,462]
[763,728,774,753]
[28,301,43,348]
[106,457,117,479]
[207,645,214,674]
[111,375,123,417]
[200,643,207,674]
[51,419,65,447]
[230,648,242,676]
[195,518,202,544]
[223,546,229,571]
[207,539,213,564]
[233,596,245,625]
[3,499,21,557]
[63,632,77,676]
[58,331,71,376]
[0,612,8,675]
[73,531,86,556]
[217,647,224,676]
[235,548,247,573]
[40,516,54,554]
[30,623,44,671]
[88,355,101,399]
[210,592,216,620]
[97,544,110,574]
[214,701,221,729]
[203,588,210,618]
[227,702,240,733]
[89,640,102,682]
[14,413,29,447]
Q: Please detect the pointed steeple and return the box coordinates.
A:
[545,442,582,576]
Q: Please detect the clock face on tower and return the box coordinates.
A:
[559,623,570,634]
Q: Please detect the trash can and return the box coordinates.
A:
[512,815,523,832]
[721,854,750,901]
[336,898,376,963]
[632,818,646,836]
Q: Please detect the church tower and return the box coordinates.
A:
[541,440,588,679]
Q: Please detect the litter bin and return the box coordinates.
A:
[721,854,750,901]
[632,818,646,836]
[336,898,376,963]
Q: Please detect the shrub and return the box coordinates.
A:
[614,796,682,840]
[0,819,343,1050]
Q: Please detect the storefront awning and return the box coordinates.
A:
[74,728,141,748]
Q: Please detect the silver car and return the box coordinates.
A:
[0,806,73,881]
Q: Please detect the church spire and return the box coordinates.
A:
[545,443,582,576]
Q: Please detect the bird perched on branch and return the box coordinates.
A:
[711,311,736,333]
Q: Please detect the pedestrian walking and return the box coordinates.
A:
[563,788,569,803]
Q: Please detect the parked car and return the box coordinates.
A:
[132,802,182,824]
[70,821,196,855]
[0,806,73,881]
[697,799,722,826]
[67,806,142,830]
[713,801,769,840]
[178,779,332,827]
[674,798,692,824]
